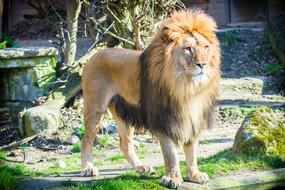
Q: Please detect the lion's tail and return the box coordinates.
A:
[111,95,144,129]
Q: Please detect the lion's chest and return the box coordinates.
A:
[178,93,213,142]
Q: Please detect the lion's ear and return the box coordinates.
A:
[160,27,172,43]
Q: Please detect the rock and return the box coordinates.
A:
[56,161,67,168]
[65,149,73,155]
[233,106,285,159]
[106,123,117,134]
[22,106,63,137]
[66,134,80,145]
[99,122,117,134]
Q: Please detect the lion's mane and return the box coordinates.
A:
[115,9,221,144]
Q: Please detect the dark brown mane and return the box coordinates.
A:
[114,9,220,144]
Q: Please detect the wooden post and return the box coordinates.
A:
[224,0,231,24]
[0,0,4,38]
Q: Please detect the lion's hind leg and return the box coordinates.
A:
[81,76,116,177]
[81,108,103,177]
[109,103,155,175]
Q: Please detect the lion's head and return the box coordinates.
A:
[142,9,221,99]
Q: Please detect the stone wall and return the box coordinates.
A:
[0,47,58,123]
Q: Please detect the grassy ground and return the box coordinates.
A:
[1,148,285,190]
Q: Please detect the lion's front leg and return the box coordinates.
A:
[183,139,209,184]
[158,136,183,189]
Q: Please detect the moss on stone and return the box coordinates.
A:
[233,106,285,160]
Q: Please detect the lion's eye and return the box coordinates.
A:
[204,45,209,50]
[184,47,192,55]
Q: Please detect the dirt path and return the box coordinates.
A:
[7,28,285,189]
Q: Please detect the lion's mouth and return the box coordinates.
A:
[191,70,207,81]
[190,67,204,76]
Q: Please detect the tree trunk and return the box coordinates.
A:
[64,0,82,65]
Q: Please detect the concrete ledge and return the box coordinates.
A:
[0,47,58,60]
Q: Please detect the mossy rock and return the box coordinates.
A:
[233,106,285,159]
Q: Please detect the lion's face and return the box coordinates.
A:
[147,10,220,97]
[169,32,216,82]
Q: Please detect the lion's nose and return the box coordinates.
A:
[195,62,207,69]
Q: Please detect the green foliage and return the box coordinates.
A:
[0,151,6,159]
[72,123,85,139]
[77,123,85,138]
[219,30,238,47]
[265,64,285,90]
[97,134,112,148]
[0,34,17,48]
[265,64,283,75]
[71,143,81,153]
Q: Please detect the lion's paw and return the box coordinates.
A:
[188,172,209,184]
[135,165,156,175]
[160,176,182,189]
[81,164,99,177]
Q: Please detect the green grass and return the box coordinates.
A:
[106,154,125,163]
[197,149,285,177]
[157,149,285,178]
[97,134,113,148]
[0,169,17,190]
[55,172,164,190]
[39,153,81,175]
[0,162,38,190]
[221,106,257,118]
[199,139,210,145]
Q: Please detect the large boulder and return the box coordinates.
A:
[233,106,285,159]
[21,106,63,137]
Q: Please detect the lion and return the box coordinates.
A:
[81,9,221,188]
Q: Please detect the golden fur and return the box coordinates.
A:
[81,9,221,188]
